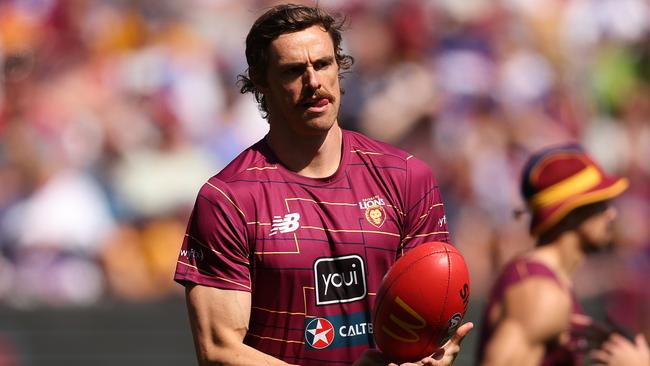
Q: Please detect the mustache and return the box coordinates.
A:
[300,89,335,104]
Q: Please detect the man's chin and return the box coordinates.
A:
[583,239,615,254]
[302,114,338,131]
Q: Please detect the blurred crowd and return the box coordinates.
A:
[0,0,648,339]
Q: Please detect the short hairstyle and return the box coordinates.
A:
[237,4,354,119]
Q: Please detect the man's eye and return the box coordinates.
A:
[287,67,303,75]
[314,62,331,70]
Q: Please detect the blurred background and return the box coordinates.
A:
[0,0,648,365]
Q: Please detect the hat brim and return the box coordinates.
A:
[530,176,629,236]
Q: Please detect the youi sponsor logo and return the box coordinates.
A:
[313,255,367,306]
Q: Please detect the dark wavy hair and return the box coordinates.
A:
[537,200,611,246]
[237,4,354,119]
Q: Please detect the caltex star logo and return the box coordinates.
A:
[305,318,335,349]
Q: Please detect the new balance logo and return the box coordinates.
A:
[270,213,301,236]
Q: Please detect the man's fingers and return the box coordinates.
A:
[589,349,610,362]
[608,333,628,346]
[431,349,445,360]
[419,357,439,366]
[449,322,474,345]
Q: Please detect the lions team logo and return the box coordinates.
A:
[358,195,387,228]
[305,318,335,349]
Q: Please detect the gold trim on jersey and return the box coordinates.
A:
[418,203,444,220]
[251,197,403,254]
[403,231,449,240]
[250,286,377,320]
[176,261,251,290]
[389,204,406,217]
[185,234,250,265]
[301,226,401,237]
[246,333,305,345]
[185,234,251,265]
[284,197,358,207]
[185,233,220,254]
[351,149,384,155]
[206,182,246,219]
[246,166,278,171]
[399,231,450,251]
[252,305,307,316]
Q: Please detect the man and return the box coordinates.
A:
[478,143,637,365]
[173,4,471,366]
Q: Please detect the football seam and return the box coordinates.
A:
[425,245,452,353]
[374,248,453,317]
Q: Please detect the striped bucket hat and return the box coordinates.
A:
[521,144,629,236]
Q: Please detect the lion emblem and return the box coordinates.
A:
[365,204,386,228]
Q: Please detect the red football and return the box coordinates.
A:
[372,242,470,363]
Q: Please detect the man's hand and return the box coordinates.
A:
[389,322,474,366]
[590,333,650,366]
[354,322,474,366]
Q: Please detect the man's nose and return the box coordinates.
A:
[606,205,618,220]
[303,67,321,90]
[605,205,618,221]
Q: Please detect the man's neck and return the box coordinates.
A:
[532,233,585,285]
[266,124,343,179]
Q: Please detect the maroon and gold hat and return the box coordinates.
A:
[521,144,629,236]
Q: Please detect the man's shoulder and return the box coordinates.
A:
[499,257,559,283]
[198,139,276,198]
[500,258,571,316]
[217,140,270,180]
[503,275,572,338]
[344,129,427,168]
[345,129,408,158]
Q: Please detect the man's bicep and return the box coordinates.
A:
[483,278,572,366]
[186,284,252,354]
[482,318,544,366]
[505,278,572,343]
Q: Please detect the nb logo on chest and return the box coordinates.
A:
[270,213,301,236]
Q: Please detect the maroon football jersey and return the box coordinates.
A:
[477,258,589,366]
[174,129,450,365]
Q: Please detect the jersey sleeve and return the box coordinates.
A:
[174,180,252,292]
[400,156,450,252]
